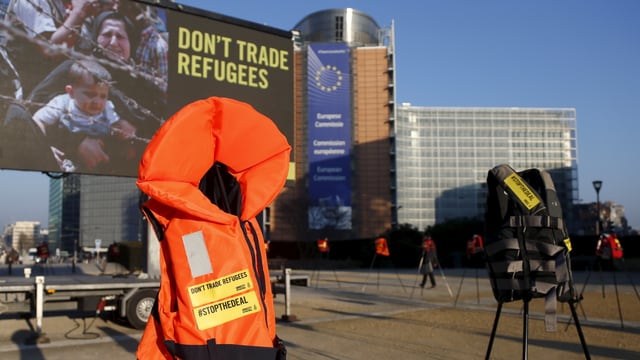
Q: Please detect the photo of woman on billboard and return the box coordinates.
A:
[0,1,168,177]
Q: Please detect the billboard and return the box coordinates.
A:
[307,43,352,230]
[0,0,293,177]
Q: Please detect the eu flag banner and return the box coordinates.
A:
[307,43,352,230]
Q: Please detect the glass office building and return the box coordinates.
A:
[48,175,143,253]
[395,105,579,231]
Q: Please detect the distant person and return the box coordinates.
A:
[36,241,50,264]
[419,235,438,288]
[5,248,20,275]
[32,59,137,173]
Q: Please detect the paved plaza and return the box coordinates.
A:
[1,265,639,359]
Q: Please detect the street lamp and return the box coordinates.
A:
[592,180,603,234]
[393,205,403,230]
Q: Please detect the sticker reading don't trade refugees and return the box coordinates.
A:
[188,269,254,307]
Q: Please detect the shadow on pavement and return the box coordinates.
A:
[11,329,45,360]
[98,326,139,354]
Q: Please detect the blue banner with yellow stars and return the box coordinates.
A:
[307,43,352,230]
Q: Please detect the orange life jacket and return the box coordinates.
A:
[136,97,291,360]
[422,237,436,253]
[36,243,50,260]
[375,237,390,256]
[317,238,329,253]
[466,234,484,257]
[597,233,623,260]
[611,236,624,259]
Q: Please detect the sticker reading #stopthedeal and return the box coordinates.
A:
[193,291,261,330]
[188,269,254,307]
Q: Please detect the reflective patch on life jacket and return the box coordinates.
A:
[188,269,254,307]
[182,230,213,278]
[193,291,261,330]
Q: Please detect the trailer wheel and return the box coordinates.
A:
[126,289,157,330]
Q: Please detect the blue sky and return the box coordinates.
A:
[1,0,638,229]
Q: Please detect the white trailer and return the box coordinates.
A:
[0,272,160,333]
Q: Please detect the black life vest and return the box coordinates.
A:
[484,164,577,331]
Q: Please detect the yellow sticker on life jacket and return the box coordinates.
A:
[564,238,572,252]
[503,173,541,210]
[188,270,253,307]
[193,291,261,330]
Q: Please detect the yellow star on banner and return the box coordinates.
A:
[315,65,343,92]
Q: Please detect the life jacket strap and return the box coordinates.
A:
[141,205,165,240]
[164,338,279,360]
[508,215,564,229]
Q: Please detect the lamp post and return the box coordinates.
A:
[68,234,80,274]
[592,180,602,235]
[393,205,403,230]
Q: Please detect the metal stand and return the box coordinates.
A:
[454,268,480,306]
[310,251,341,288]
[409,253,425,298]
[436,262,453,297]
[485,298,590,360]
[362,254,407,294]
[574,256,640,329]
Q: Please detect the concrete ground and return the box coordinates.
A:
[0,265,639,359]
[274,268,640,359]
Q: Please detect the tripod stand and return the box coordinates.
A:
[309,254,342,288]
[361,253,407,294]
[485,296,591,360]
[310,239,342,288]
[573,255,640,329]
[453,267,481,306]
[454,251,484,306]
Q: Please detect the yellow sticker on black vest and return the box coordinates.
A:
[193,291,261,330]
[188,270,253,307]
[503,173,540,210]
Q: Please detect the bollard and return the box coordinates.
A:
[35,276,44,334]
[281,268,298,322]
[27,276,50,344]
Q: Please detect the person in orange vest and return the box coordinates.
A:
[419,235,438,288]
